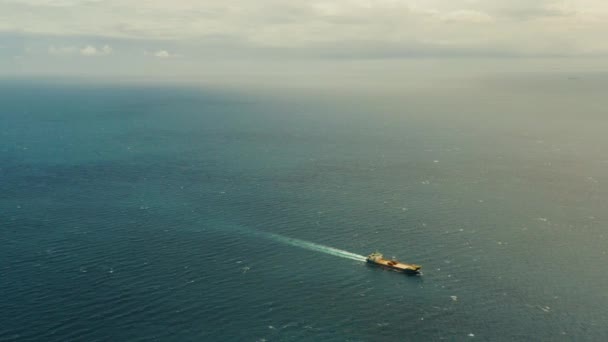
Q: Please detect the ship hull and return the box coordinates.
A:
[366,260,421,275]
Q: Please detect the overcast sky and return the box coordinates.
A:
[1,0,607,82]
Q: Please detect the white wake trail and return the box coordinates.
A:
[261,231,367,262]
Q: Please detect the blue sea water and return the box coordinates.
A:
[1,78,608,341]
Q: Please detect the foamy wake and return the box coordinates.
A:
[261,231,367,262]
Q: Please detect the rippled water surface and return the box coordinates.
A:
[1,79,608,341]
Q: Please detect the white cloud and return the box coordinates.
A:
[48,45,77,55]
[47,44,113,56]
[80,44,112,56]
[154,50,171,58]
[80,45,97,56]
[143,49,180,58]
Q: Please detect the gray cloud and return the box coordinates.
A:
[1,1,608,79]
[1,1,606,51]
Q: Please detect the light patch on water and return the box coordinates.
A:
[218,223,367,262]
[261,231,367,262]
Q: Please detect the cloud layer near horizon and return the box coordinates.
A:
[1,0,608,57]
[2,1,608,82]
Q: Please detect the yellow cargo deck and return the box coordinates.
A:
[366,252,421,273]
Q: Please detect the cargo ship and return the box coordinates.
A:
[366,252,421,274]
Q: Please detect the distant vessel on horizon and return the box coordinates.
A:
[366,252,421,274]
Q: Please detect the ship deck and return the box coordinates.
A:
[374,259,419,270]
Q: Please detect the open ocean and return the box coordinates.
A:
[1,78,608,341]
